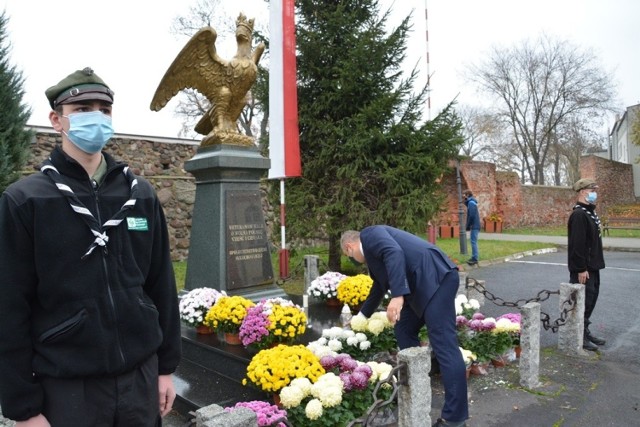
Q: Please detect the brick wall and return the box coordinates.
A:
[25,130,637,258]
[439,156,636,229]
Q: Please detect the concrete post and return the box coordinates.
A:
[457,271,467,294]
[303,255,320,295]
[519,302,541,388]
[196,404,257,427]
[557,283,587,356]
[466,278,485,307]
[397,346,432,427]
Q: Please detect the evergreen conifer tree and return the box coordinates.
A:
[275,0,462,269]
[0,12,33,193]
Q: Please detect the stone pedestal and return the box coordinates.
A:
[184,144,284,300]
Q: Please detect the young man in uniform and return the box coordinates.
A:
[0,67,182,426]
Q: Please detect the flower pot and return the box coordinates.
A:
[438,225,453,239]
[195,325,215,335]
[326,297,341,307]
[470,362,489,376]
[514,345,522,358]
[491,356,507,367]
[224,332,242,345]
[484,220,503,233]
[272,393,282,408]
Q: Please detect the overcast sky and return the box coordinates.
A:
[1,0,638,139]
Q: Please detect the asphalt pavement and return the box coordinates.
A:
[437,233,640,426]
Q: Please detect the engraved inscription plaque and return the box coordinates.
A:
[226,190,274,289]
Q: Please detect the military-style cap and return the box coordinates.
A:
[573,178,598,192]
[45,67,114,109]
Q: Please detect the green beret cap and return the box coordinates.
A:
[572,178,598,192]
[45,67,114,109]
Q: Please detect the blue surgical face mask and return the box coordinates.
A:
[62,111,114,154]
[585,191,597,204]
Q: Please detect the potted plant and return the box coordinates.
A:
[336,274,373,313]
[205,295,255,344]
[308,271,347,306]
[278,353,394,427]
[239,298,307,350]
[307,313,397,362]
[484,211,503,233]
[224,401,287,427]
[178,287,227,334]
[496,313,522,357]
[243,345,326,394]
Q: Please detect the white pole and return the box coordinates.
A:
[424,0,432,121]
[278,178,290,278]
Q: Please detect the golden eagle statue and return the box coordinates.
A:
[150,13,265,146]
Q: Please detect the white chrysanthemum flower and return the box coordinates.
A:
[350,314,368,331]
[355,332,368,342]
[455,294,468,304]
[290,377,313,395]
[359,340,372,350]
[368,318,385,335]
[305,399,323,420]
[367,361,393,382]
[324,326,344,339]
[328,339,343,351]
[279,384,306,408]
[343,329,355,338]
[346,336,359,346]
[315,385,343,408]
[469,298,480,309]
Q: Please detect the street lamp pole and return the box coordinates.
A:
[456,159,467,254]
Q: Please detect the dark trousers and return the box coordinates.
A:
[570,270,601,326]
[394,270,469,422]
[41,355,161,427]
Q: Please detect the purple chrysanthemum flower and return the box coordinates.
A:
[456,315,468,326]
[471,312,485,320]
[339,356,358,372]
[350,371,370,390]
[320,355,338,370]
[354,364,373,378]
[340,372,354,391]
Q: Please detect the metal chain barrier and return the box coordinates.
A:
[465,277,578,332]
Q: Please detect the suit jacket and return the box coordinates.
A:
[359,225,458,317]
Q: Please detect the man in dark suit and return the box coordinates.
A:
[341,226,468,427]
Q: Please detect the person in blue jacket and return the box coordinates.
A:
[463,189,481,266]
[341,226,468,427]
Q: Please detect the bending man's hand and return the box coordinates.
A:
[158,374,176,417]
[386,296,404,325]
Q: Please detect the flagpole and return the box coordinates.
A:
[278,178,289,278]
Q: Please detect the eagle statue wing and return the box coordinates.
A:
[150,27,226,112]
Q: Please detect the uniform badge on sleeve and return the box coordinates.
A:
[126,217,149,231]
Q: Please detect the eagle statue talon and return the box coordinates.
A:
[150,13,264,146]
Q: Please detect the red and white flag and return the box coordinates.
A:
[268,0,301,179]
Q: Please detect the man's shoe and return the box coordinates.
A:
[582,334,599,351]
[433,419,467,427]
[586,331,606,346]
[466,259,477,266]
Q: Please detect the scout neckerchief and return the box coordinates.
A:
[573,204,601,237]
[40,158,138,259]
